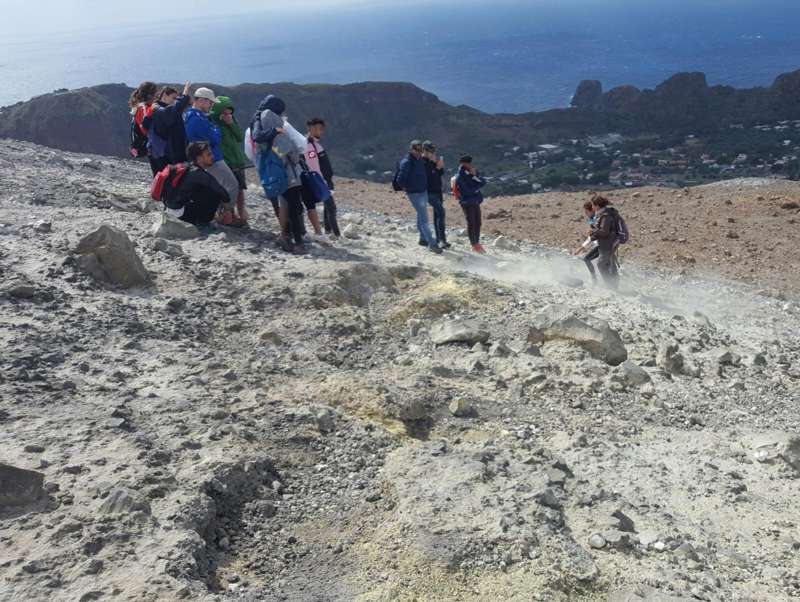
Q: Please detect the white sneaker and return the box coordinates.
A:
[311,233,332,245]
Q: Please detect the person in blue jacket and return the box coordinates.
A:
[396,140,442,255]
[455,155,488,254]
[184,87,240,223]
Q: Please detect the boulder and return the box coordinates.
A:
[448,399,474,418]
[529,306,627,366]
[75,225,151,288]
[430,318,490,345]
[152,214,200,240]
[0,463,46,507]
[98,487,151,516]
[618,361,652,386]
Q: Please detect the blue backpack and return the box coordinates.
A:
[258,148,288,200]
[301,165,332,204]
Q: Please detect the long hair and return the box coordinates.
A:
[129,81,157,108]
[591,193,610,208]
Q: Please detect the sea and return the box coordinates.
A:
[2,0,800,113]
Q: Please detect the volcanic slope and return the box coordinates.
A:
[1,140,799,602]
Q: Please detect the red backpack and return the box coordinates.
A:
[151,164,189,203]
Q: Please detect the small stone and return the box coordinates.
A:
[24,444,45,453]
[84,559,104,575]
[448,399,473,418]
[588,533,606,549]
[342,223,360,240]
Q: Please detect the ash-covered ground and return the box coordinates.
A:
[1,140,799,602]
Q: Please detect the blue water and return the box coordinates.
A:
[2,0,799,112]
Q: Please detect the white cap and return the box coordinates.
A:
[194,87,218,103]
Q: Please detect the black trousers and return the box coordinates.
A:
[583,246,600,280]
[462,204,482,245]
[283,187,306,246]
[180,198,220,226]
[428,192,447,243]
[323,196,340,237]
[149,155,168,176]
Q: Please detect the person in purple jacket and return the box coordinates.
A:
[184,87,240,222]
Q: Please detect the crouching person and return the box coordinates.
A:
[166,141,233,227]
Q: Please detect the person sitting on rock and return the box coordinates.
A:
[167,142,233,227]
[454,155,487,254]
[572,200,600,282]
[589,194,621,289]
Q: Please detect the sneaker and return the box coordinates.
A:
[429,243,443,255]
[472,243,486,254]
[311,233,332,245]
[292,244,309,255]
[440,241,452,249]
[418,239,429,247]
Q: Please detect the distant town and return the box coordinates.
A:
[363,119,800,196]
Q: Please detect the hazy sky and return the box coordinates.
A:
[4,0,394,34]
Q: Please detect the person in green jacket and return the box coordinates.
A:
[210,96,249,226]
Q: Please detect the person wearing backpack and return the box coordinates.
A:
[572,200,600,282]
[210,96,250,227]
[167,141,233,226]
[151,82,192,166]
[254,95,307,253]
[421,141,450,249]
[396,140,442,255]
[184,87,240,224]
[128,81,158,173]
[455,155,487,254]
[305,118,340,239]
[590,194,621,289]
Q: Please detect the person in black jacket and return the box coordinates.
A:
[151,82,192,165]
[421,141,449,248]
[168,142,233,226]
[589,194,620,289]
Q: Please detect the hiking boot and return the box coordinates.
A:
[418,239,429,247]
[472,243,486,254]
[277,237,294,253]
[429,243,443,255]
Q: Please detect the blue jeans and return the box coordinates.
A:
[407,192,435,245]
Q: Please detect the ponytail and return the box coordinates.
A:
[129,81,158,108]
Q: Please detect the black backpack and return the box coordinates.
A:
[130,118,149,158]
[391,161,403,192]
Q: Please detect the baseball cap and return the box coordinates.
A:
[409,139,423,150]
[422,140,436,151]
[194,87,218,103]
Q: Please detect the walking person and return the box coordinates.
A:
[572,200,600,282]
[128,81,159,174]
[210,96,250,226]
[421,141,450,248]
[454,155,487,254]
[589,194,621,289]
[184,87,241,225]
[151,82,192,166]
[395,140,442,254]
[305,118,340,239]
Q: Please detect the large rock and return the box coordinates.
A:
[0,463,45,507]
[152,213,200,240]
[528,306,627,366]
[75,225,151,288]
[430,318,490,345]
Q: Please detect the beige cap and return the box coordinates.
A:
[193,87,218,103]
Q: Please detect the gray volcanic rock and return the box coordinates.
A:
[75,224,151,288]
[430,318,491,345]
[529,305,628,365]
[0,464,45,507]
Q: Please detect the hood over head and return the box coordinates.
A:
[209,96,235,123]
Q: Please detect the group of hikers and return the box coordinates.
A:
[129,81,626,284]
